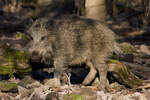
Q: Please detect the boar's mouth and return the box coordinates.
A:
[30,53,42,63]
[40,57,52,65]
[30,50,53,65]
[30,54,52,65]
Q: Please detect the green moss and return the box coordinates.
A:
[0,81,17,92]
[3,47,30,66]
[63,94,85,100]
[119,43,135,54]
[16,67,32,74]
[3,47,28,64]
[117,65,143,88]
[15,51,32,73]
[14,32,31,40]
[15,51,29,63]
[0,65,14,76]
[106,59,120,64]
[108,61,143,88]
[3,48,16,63]
[14,51,32,75]
[0,47,31,76]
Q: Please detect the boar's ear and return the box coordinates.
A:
[25,31,33,40]
[24,18,33,30]
[26,28,34,40]
[46,19,56,27]
[45,19,55,32]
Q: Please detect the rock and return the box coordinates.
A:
[109,82,125,91]
[136,95,147,100]
[44,78,61,88]
[112,95,132,100]
[26,81,41,88]
[0,81,18,93]
[119,42,135,54]
[0,46,31,78]
[18,86,29,97]
[0,64,14,76]
[107,59,143,88]
[46,92,59,100]
[30,92,43,100]
[31,85,51,100]
[97,91,110,100]
[18,76,34,88]
[118,42,135,62]
[140,45,150,55]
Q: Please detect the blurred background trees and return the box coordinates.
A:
[0,0,150,32]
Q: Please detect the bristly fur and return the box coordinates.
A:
[29,15,118,89]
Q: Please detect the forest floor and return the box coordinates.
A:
[0,3,150,100]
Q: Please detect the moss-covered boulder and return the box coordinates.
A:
[119,42,135,54]
[14,50,32,75]
[0,46,31,77]
[0,81,18,92]
[109,42,135,60]
[107,59,143,88]
[18,76,34,88]
[0,65,14,77]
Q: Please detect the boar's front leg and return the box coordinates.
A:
[54,57,68,85]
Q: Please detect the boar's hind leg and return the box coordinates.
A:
[82,60,97,85]
[93,57,109,90]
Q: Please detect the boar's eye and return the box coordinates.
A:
[31,37,33,40]
[41,36,46,40]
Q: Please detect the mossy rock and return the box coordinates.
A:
[0,47,31,77]
[0,81,18,92]
[0,65,14,76]
[107,59,143,88]
[4,47,31,66]
[0,51,15,76]
[63,94,85,100]
[119,42,135,54]
[14,51,32,75]
[46,92,59,100]
[3,47,16,63]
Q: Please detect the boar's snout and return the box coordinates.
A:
[30,51,41,62]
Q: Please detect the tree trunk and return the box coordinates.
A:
[85,0,107,23]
